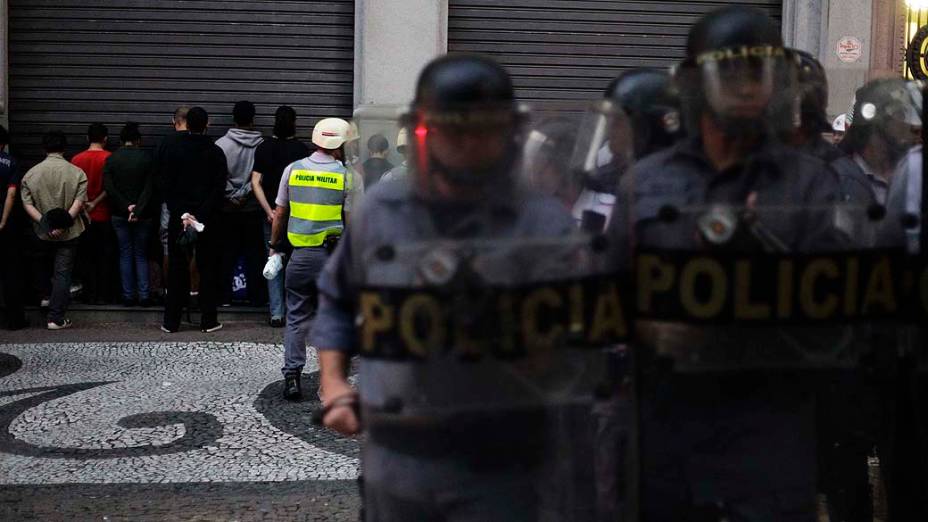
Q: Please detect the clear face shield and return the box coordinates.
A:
[350,105,409,191]
[402,102,521,192]
[567,100,635,176]
[686,45,795,136]
[554,101,636,232]
[516,111,584,211]
[880,84,923,152]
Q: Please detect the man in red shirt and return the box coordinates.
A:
[71,123,116,304]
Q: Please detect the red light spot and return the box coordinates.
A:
[415,125,429,138]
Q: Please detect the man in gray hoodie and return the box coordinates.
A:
[215,100,266,306]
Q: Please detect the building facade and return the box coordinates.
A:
[0,0,915,164]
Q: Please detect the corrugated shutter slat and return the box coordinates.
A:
[9,0,355,166]
[448,0,783,104]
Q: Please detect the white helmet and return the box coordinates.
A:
[832,113,848,133]
[312,118,351,150]
[396,128,408,152]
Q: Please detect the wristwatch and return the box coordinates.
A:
[267,240,281,251]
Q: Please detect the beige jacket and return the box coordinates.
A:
[21,153,88,241]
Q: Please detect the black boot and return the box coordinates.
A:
[283,373,302,401]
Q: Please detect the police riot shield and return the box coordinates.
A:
[347,103,633,520]
[872,81,928,520]
[566,99,636,234]
[619,190,892,520]
[349,105,410,191]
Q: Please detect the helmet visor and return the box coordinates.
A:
[699,47,782,122]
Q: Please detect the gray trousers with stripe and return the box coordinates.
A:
[282,247,329,377]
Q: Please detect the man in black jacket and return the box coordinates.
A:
[160,107,227,333]
[154,106,189,290]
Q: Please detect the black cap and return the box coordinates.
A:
[687,6,782,59]
[414,53,514,116]
[43,208,74,231]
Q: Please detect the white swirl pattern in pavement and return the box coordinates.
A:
[0,342,359,484]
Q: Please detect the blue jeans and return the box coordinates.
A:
[263,221,285,320]
[112,216,151,301]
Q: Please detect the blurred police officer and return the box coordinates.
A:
[269,118,352,400]
[311,54,589,520]
[609,7,848,519]
[789,49,875,208]
[571,69,683,232]
[380,128,409,182]
[787,49,883,522]
[842,79,923,205]
[875,86,927,522]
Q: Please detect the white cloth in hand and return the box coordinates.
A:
[263,254,284,280]
[180,213,205,232]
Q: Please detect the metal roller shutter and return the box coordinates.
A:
[448,0,782,105]
[8,0,354,166]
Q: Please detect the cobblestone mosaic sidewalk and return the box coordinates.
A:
[0,340,361,521]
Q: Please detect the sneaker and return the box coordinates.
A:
[40,298,50,308]
[283,374,302,401]
[160,325,177,334]
[269,317,284,328]
[47,319,72,330]
[201,322,223,333]
[69,283,83,295]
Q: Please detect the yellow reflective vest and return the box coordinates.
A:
[285,157,348,247]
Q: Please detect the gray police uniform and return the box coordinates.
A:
[276,152,348,377]
[380,161,408,183]
[852,154,892,205]
[882,146,922,253]
[609,137,848,519]
[310,177,590,520]
[804,138,875,207]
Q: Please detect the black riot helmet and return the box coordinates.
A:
[686,6,782,58]
[604,68,683,159]
[677,6,797,138]
[793,49,830,134]
[404,53,522,194]
[842,78,923,162]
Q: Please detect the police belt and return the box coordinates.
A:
[365,406,546,466]
[294,234,340,251]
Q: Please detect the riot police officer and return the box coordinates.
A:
[312,54,601,520]
[874,86,927,522]
[786,48,882,522]
[608,7,852,519]
[571,68,683,232]
[842,78,923,205]
[604,68,683,161]
[789,49,875,208]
